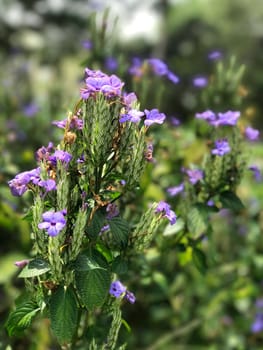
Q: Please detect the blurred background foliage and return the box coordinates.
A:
[1,0,263,349]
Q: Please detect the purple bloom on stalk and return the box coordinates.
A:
[81,39,92,50]
[212,139,231,156]
[144,109,166,126]
[50,150,72,165]
[245,126,260,141]
[249,165,262,182]
[38,179,57,192]
[147,58,168,76]
[8,168,41,196]
[120,109,144,123]
[52,116,83,130]
[167,183,184,196]
[155,201,177,225]
[109,280,126,298]
[192,76,208,88]
[251,313,263,333]
[38,210,66,237]
[14,259,29,268]
[123,92,138,108]
[186,169,203,185]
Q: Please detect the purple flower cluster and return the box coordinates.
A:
[38,210,67,237]
[192,76,208,88]
[211,139,231,156]
[106,203,119,219]
[109,280,136,304]
[53,113,83,130]
[80,68,124,99]
[167,183,184,197]
[195,110,240,127]
[155,201,177,225]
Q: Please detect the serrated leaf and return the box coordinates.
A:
[108,217,130,248]
[18,258,50,278]
[187,206,208,239]
[219,191,245,211]
[76,268,111,310]
[87,210,106,239]
[50,286,79,345]
[192,248,208,275]
[5,300,40,336]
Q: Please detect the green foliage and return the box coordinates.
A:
[108,217,130,249]
[18,258,50,278]
[5,299,40,336]
[50,286,79,345]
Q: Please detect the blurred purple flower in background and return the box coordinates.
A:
[208,50,223,60]
[248,165,262,182]
[81,39,93,50]
[185,169,203,185]
[105,56,118,72]
[167,183,184,196]
[192,76,208,88]
[251,313,263,333]
[22,102,39,117]
[245,126,260,141]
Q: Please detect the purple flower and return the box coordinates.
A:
[155,201,177,225]
[212,139,231,156]
[167,71,180,84]
[81,68,124,99]
[195,110,216,122]
[144,143,155,163]
[52,116,83,130]
[251,313,263,333]
[128,57,143,77]
[167,183,184,196]
[22,102,39,117]
[36,142,54,162]
[81,39,92,50]
[256,298,263,309]
[192,76,208,88]
[249,165,262,182]
[99,224,110,234]
[8,168,41,196]
[170,116,181,126]
[144,109,166,126]
[245,126,260,141]
[109,281,136,304]
[125,290,136,304]
[208,50,223,60]
[123,92,138,108]
[147,58,168,76]
[185,169,203,185]
[38,210,66,237]
[211,111,240,127]
[120,109,144,123]
[106,203,119,219]
[105,56,118,72]
[49,150,72,165]
[38,179,57,192]
[109,280,126,298]
[14,259,29,268]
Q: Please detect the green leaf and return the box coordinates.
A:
[108,217,130,248]
[18,258,50,278]
[219,191,245,211]
[50,286,79,345]
[76,268,111,310]
[5,300,40,336]
[192,248,208,275]
[111,256,128,275]
[187,205,208,239]
[163,218,185,236]
[87,210,106,239]
[73,249,108,272]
